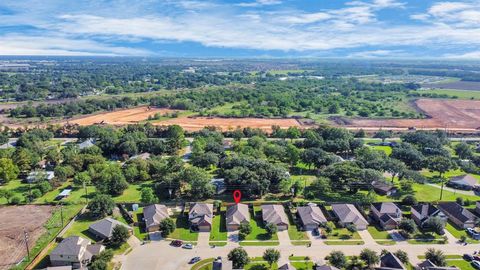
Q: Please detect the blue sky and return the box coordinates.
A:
[0,0,479,58]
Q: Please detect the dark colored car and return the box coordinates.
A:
[170,240,183,247]
[189,257,201,264]
[312,228,320,236]
[464,254,474,261]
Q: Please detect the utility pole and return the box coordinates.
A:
[83,181,88,204]
[60,203,64,228]
[23,229,30,261]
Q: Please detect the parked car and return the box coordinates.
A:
[464,254,474,261]
[183,243,194,249]
[170,240,183,247]
[472,260,480,269]
[467,228,480,239]
[473,255,480,262]
[189,257,201,264]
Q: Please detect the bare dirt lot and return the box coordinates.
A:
[68,106,303,132]
[154,116,302,132]
[0,205,54,270]
[339,99,480,131]
[68,106,180,126]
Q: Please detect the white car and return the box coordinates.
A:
[472,260,480,269]
[183,243,194,249]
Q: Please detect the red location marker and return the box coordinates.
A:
[233,190,242,204]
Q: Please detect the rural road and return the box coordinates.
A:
[120,239,480,270]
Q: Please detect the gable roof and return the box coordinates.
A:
[449,174,478,187]
[50,236,89,258]
[297,204,327,226]
[438,202,476,223]
[316,266,340,270]
[372,202,401,214]
[143,204,169,228]
[226,203,250,226]
[279,263,297,270]
[89,217,132,239]
[411,204,440,220]
[380,253,406,270]
[331,204,368,226]
[189,203,213,226]
[261,204,289,226]
[372,181,396,192]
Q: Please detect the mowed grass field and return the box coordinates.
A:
[416,89,480,99]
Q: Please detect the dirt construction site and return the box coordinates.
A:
[67,106,304,132]
[0,205,54,270]
[337,99,480,132]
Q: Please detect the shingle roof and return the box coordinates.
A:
[412,204,440,223]
[143,204,169,229]
[331,204,368,226]
[189,203,213,226]
[261,204,289,226]
[438,202,475,223]
[226,203,250,226]
[50,236,89,258]
[372,181,395,192]
[380,253,405,270]
[449,174,478,187]
[315,266,340,270]
[297,204,327,226]
[372,202,401,214]
[89,217,132,239]
[279,263,297,270]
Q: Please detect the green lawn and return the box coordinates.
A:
[286,208,310,242]
[370,145,392,156]
[131,207,149,241]
[113,181,153,202]
[407,230,447,245]
[242,207,278,241]
[191,258,215,270]
[446,260,475,270]
[167,215,199,242]
[415,89,480,100]
[367,226,392,239]
[209,210,227,242]
[324,240,365,245]
[412,182,480,202]
[291,261,314,270]
[239,241,280,246]
[244,262,278,270]
[324,226,361,240]
[62,213,98,240]
[445,222,480,243]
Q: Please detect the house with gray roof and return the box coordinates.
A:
[49,236,104,269]
[377,252,406,270]
[371,181,398,196]
[315,265,340,270]
[226,203,250,231]
[297,203,327,230]
[143,204,170,232]
[447,174,478,190]
[88,217,132,240]
[411,204,447,228]
[261,204,289,231]
[370,202,402,230]
[78,138,95,150]
[416,260,459,270]
[438,202,476,229]
[279,263,296,270]
[331,204,368,230]
[189,203,214,232]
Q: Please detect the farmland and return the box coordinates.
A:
[339,98,480,131]
[423,81,480,91]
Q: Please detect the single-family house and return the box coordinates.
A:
[189,203,214,232]
[371,181,398,196]
[411,204,447,228]
[78,138,95,150]
[331,204,368,230]
[128,152,151,161]
[279,263,297,270]
[261,204,289,231]
[143,204,170,232]
[297,203,327,230]
[88,218,132,240]
[416,260,459,270]
[447,174,478,190]
[377,252,406,270]
[211,178,227,195]
[49,236,104,269]
[438,202,476,229]
[56,189,72,201]
[370,202,402,230]
[226,203,250,231]
[26,170,55,183]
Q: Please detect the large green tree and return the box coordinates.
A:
[0,158,19,183]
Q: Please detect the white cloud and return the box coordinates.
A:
[0,34,150,56]
[236,0,282,7]
[443,51,480,59]
[348,49,408,58]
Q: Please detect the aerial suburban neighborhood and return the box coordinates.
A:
[2,0,480,270]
